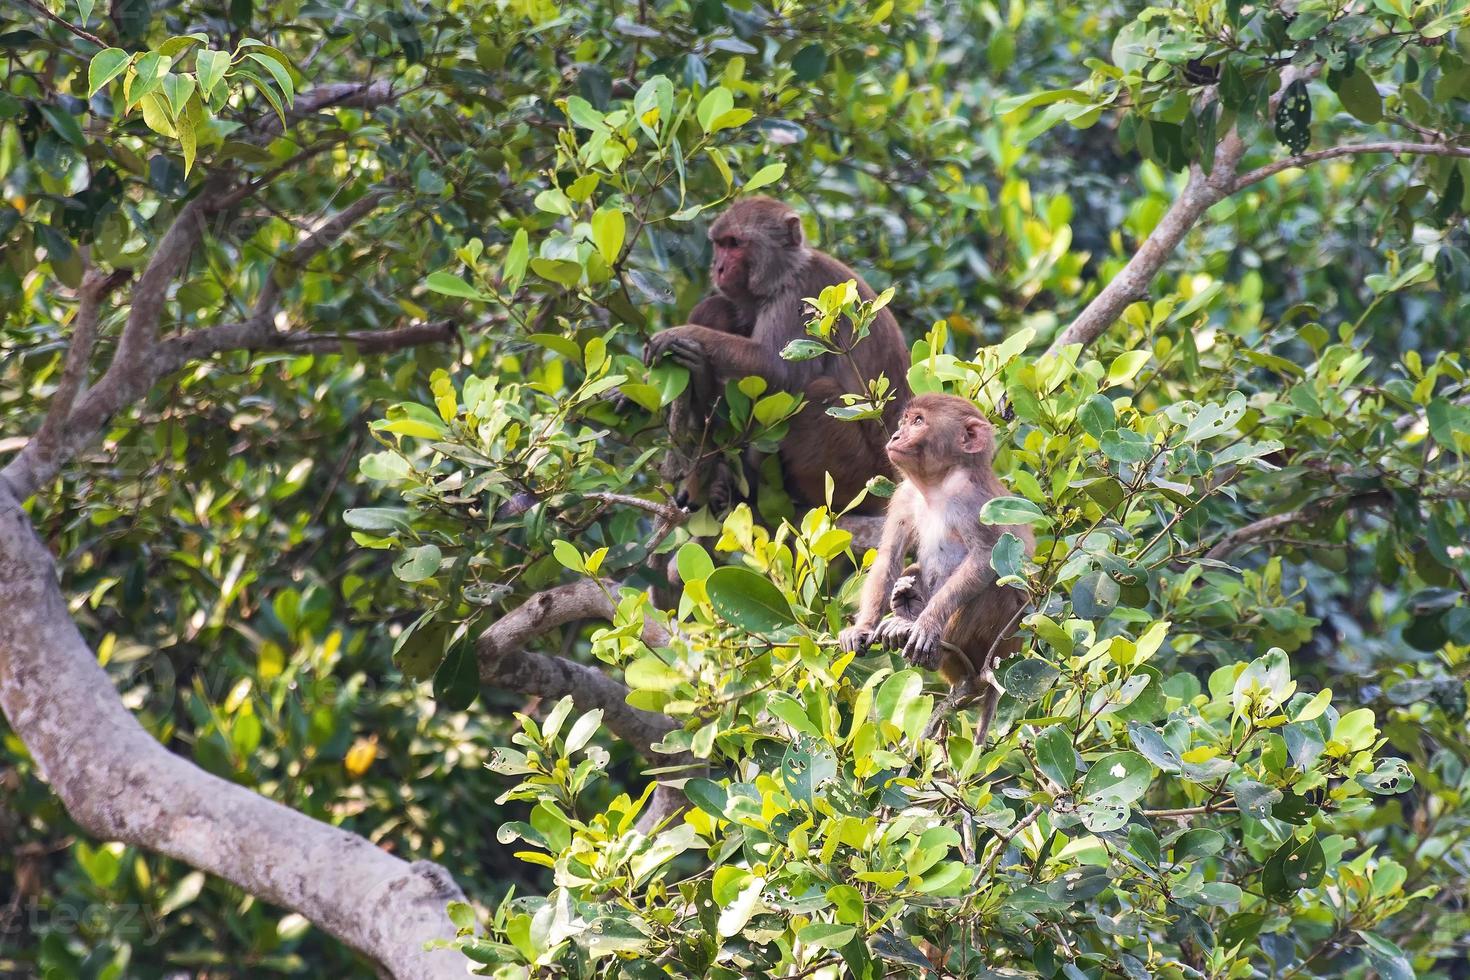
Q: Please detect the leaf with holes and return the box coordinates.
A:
[1004,659,1059,701]
[1128,720,1182,772]
[1232,779,1283,819]
[1273,78,1312,154]
[1081,750,1151,803]
[1357,758,1414,795]
[1078,797,1129,832]
[1262,835,1326,900]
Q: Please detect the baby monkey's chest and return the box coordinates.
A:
[915,504,967,588]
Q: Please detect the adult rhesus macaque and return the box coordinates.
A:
[646,196,910,516]
[839,394,1033,735]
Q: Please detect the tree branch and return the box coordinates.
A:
[0,487,466,979]
[1233,140,1470,191]
[477,580,678,756]
[1038,64,1322,361]
[1,188,396,501]
[26,267,128,472]
[22,0,105,46]
[1204,490,1391,561]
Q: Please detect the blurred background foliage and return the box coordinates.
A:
[2,0,1469,975]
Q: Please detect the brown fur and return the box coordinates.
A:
[839,394,1034,698]
[647,197,911,516]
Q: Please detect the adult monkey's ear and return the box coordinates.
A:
[785,213,804,248]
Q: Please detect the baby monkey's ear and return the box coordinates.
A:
[959,418,993,455]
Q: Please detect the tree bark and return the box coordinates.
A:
[0,486,467,979]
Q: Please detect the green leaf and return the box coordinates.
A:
[1078,394,1115,439]
[744,162,786,192]
[1099,429,1153,462]
[626,655,682,692]
[1078,797,1128,832]
[1232,779,1283,819]
[696,87,734,133]
[798,923,855,949]
[1106,350,1151,386]
[425,270,490,301]
[1262,835,1326,900]
[551,539,584,572]
[89,48,132,97]
[705,566,794,633]
[1071,570,1120,618]
[716,874,765,937]
[245,50,296,103]
[591,207,626,266]
[37,104,85,150]
[342,507,412,532]
[780,734,837,805]
[195,49,230,99]
[530,257,583,288]
[979,495,1048,526]
[1003,658,1059,701]
[562,709,602,754]
[432,636,480,712]
[1034,724,1076,789]
[792,44,829,81]
[684,777,728,818]
[781,338,828,361]
[1357,758,1414,795]
[1127,720,1182,772]
[1333,67,1383,124]
[991,530,1024,580]
[1080,750,1151,803]
[393,544,443,582]
[501,228,530,292]
[126,51,167,107]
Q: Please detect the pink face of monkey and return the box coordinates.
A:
[710,230,752,296]
[886,395,994,482]
[706,197,803,300]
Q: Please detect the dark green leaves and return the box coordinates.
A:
[1072,570,1120,619]
[1262,835,1325,901]
[705,566,794,633]
[1035,725,1077,789]
[1274,79,1311,155]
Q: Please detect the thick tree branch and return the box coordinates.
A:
[477,580,677,756]
[1,189,397,501]
[1233,140,1470,191]
[0,488,466,979]
[28,267,128,468]
[1039,64,1321,361]
[476,580,694,833]
[1,188,220,499]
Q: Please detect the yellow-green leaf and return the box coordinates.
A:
[89,48,131,97]
[590,207,626,266]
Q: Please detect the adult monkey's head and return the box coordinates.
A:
[706,196,810,301]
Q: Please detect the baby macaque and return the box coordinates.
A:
[839,394,1033,732]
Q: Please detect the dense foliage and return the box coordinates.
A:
[3,0,1470,977]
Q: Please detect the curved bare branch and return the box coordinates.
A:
[0,488,466,979]
[477,580,677,755]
